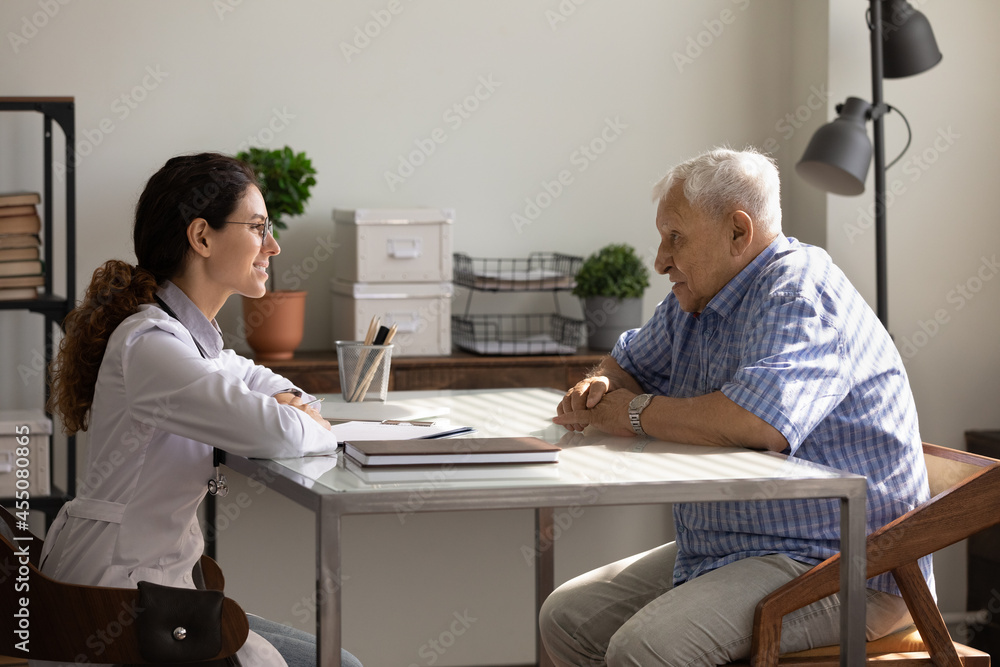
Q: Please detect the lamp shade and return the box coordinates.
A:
[796,97,873,196]
[881,0,942,78]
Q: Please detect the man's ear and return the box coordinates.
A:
[187,218,212,258]
[729,210,753,256]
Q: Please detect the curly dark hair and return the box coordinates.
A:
[48,153,259,434]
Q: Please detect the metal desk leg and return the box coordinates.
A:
[317,502,342,667]
[536,508,555,667]
[840,489,867,667]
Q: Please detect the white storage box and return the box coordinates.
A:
[332,208,454,283]
[0,409,51,497]
[331,279,453,356]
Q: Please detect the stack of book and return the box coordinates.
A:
[0,192,44,301]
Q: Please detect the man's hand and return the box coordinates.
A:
[555,375,612,432]
[274,392,332,431]
[553,387,639,437]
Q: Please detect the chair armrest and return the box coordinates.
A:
[198,554,227,591]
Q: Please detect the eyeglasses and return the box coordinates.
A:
[223,218,273,243]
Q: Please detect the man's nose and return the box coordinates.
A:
[654,245,670,274]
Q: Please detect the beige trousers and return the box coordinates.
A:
[539,542,913,667]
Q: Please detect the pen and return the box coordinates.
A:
[327,418,436,426]
[303,397,325,407]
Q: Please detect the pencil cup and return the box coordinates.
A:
[336,341,393,403]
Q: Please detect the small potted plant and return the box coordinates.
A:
[573,243,651,350]
[237,146,317,360]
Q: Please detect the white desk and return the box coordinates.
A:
[223,388,867,667]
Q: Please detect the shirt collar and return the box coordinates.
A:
[702,234,789,321]
[155,281,224,359]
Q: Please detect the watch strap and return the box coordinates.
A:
[629,394,652,436]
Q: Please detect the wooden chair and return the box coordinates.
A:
[726,443,996,666]
[0,505,249,664]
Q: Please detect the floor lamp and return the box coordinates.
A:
[796,0,941,330]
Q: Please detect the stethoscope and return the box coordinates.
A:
[154,296,229,498]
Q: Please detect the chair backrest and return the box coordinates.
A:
[924,442,993,497]
[0,506,248,663]
[746,443,1000,667]
[864,443,1000,579]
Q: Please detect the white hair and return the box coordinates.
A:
[651,147,782,235]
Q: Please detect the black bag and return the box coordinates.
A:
[119,580,240,666]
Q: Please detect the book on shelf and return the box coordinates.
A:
[0,215,41,236]
[0,192,41,208]
[0,260,43,277]
[0,286,39,301]
[344,436,561,467]
[0,274,44,289]
[0,247,39,262]
[0,205,37,218]
[0,234,41,250]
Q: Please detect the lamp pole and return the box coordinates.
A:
[869,0,889,328]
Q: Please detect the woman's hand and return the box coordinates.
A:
[274,392,331,431]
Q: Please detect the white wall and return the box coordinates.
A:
[824,0,1000,617]
[2,0,995,664]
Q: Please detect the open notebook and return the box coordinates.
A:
[330,420,474,442]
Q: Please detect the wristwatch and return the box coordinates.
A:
[628,393,653,436]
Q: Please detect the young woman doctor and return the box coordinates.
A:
[41,153,362,667]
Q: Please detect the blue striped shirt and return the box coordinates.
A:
[612,234,931,597]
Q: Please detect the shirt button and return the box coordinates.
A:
[183,572,192,583]
[676,524,686,534]
[190,524,200,535]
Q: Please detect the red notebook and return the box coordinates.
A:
[344,436,560,467]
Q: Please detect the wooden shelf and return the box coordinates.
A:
[259,349,607,394]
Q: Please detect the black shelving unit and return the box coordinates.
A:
[0,97,77,524]
[451,252,586,355]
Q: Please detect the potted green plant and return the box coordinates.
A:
[573,243,651,350]
[236,146,317,360]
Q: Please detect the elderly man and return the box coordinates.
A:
[540,148,930,666]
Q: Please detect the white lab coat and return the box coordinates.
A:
[32,282,337,667]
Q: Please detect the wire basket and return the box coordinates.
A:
[453,252,582,291]
[452,313,585,356]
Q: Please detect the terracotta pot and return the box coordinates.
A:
[242,290,307,360]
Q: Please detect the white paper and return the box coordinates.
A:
[330,421,473,442]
